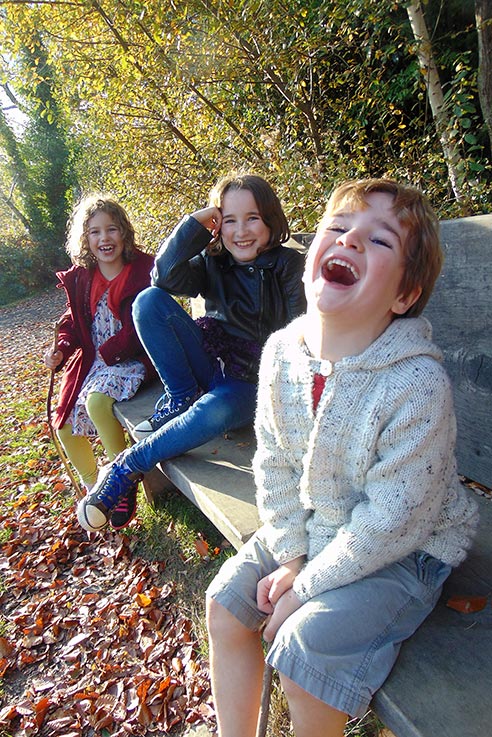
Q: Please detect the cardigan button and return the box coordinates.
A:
[319,360,333,376]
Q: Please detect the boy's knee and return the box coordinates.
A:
[206,595,221,637]
[206,596,241,641]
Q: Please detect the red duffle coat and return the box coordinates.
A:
[52,249,156,430]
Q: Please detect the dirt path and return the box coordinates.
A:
[0,287,67,360]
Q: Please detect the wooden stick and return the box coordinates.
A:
[46,320,85,500]
[256,640,273,737]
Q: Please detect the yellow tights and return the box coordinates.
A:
[57,392,127,489]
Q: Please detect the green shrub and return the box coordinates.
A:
[0,235,56,305]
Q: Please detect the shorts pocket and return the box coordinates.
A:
[413,551,451,590]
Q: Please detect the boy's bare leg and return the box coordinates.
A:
[281,674,348,737]
[207,598,264,737]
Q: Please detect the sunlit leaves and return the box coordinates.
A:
[0,293,216,734]
[0,0,489,241]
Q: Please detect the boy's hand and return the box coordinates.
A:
[257,556,304,614]
[262,588,302,643]
[190,206,222,238]
[44,349,63,370]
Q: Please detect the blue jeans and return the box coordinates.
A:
[133,286,217,399]
[128,286,257,473]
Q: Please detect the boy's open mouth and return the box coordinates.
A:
[322,258,359,286]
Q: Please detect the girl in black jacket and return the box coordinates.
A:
[77,173,306,532]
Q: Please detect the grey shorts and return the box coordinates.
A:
[207,534,451,718]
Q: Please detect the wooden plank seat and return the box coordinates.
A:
[114,214,492,737]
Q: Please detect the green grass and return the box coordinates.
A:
[133,486,234,651]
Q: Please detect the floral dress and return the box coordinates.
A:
[68,290,145,436]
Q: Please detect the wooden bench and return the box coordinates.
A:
[114,214,492,737]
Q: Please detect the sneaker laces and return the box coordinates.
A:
[152,397,188,423]
[112,485,136,515]
[151,389,203,427]
[90,461,140,511]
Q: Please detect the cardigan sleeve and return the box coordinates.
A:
[292,365,474,602]
[253,333,310,563]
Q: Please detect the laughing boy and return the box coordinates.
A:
[205,179,479,737]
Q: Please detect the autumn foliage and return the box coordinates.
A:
[0,292,216,735]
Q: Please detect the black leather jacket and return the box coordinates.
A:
[152,215,307,381]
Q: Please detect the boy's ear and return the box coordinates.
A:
[392,286,422,316]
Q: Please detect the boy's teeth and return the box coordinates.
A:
[327,258,359,280]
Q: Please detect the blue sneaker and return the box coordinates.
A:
[133,388,203,440]
[77,457,142,532]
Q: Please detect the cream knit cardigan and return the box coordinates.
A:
[253,316,479,603]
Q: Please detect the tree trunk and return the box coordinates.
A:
[475,0,492,153]
[406,0,466,202]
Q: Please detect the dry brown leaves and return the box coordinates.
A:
[0,291,215,736]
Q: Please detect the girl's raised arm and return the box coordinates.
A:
[190,206,222,237]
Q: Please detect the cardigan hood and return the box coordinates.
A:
[285,314,443,374]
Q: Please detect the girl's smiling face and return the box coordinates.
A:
[87,211,125,275]
[304,191,421,330]
[220,189,271,263]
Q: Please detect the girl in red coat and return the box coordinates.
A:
[44,195,155,529]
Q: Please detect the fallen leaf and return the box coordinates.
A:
[0,637,14,657]
[136,592,152,607]
[172,657,183,673]
[446,595,488,613]
[194,538,209,559]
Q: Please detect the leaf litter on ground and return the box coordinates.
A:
[0,290,217,736]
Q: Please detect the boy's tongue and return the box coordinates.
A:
[322,261,357,286]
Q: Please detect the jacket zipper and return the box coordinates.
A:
[259,268,265,340]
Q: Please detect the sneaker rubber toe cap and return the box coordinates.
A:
[132,419,154,440]
[77,498,109,532]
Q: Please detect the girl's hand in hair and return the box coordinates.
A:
[191,206,222,238]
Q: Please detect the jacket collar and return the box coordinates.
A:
[217,244,284,272]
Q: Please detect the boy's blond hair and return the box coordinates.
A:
[325,179,442,318]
